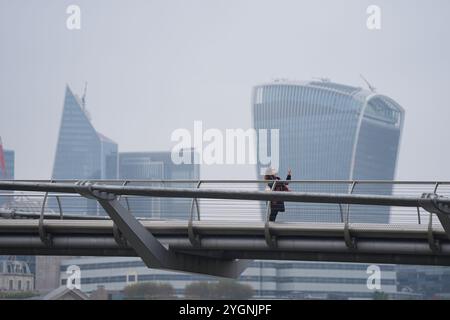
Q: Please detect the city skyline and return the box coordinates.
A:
[33,78,406,299]
[1,0,450,302]
[0,75,431,182]
[1,1,449,181]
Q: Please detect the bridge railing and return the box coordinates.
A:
[0,180,449,227]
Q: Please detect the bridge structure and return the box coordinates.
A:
[0,179,450,278]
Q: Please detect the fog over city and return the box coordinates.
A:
[1,0,449,180]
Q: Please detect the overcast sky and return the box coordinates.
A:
[0,0,449,180]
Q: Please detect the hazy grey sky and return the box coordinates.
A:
[0,0,449,180]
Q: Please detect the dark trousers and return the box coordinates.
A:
[269,209,279,222]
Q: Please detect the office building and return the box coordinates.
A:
[0,259,34,292]
[118,150,199,219]
[252,79,405,298]
[0,148,14,207]
[36,85,118,292]
[51,85,118,215]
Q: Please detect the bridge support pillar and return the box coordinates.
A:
[78,184,248,278]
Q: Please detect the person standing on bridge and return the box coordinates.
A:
[264,167,291,222]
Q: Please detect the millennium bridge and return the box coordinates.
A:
[0,180,449,278]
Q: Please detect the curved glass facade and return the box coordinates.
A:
[251,80,405,298]
[253,80,404,223]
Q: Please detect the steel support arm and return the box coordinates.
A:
[420,193,450,238]
[91,190,248,278]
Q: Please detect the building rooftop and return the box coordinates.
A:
[259,78,369,97]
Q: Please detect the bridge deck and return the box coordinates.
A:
[1,219,450,268]
[1,180,450,275]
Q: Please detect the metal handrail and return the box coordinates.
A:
[1,180,450,228]
[2,179,450,184]
[1,181,448,206]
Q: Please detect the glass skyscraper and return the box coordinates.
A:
[118,150,199,219]
[36,85,118,292]
[53,85,118,181]
[51,85,118,215]
[253,79,404,223]
[252,79,404,298]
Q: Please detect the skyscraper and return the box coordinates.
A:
[118,150,199,219]
[51,85,118,215]
[37,85,118,293]
[253,79,404,223]
[252,79,404,298]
